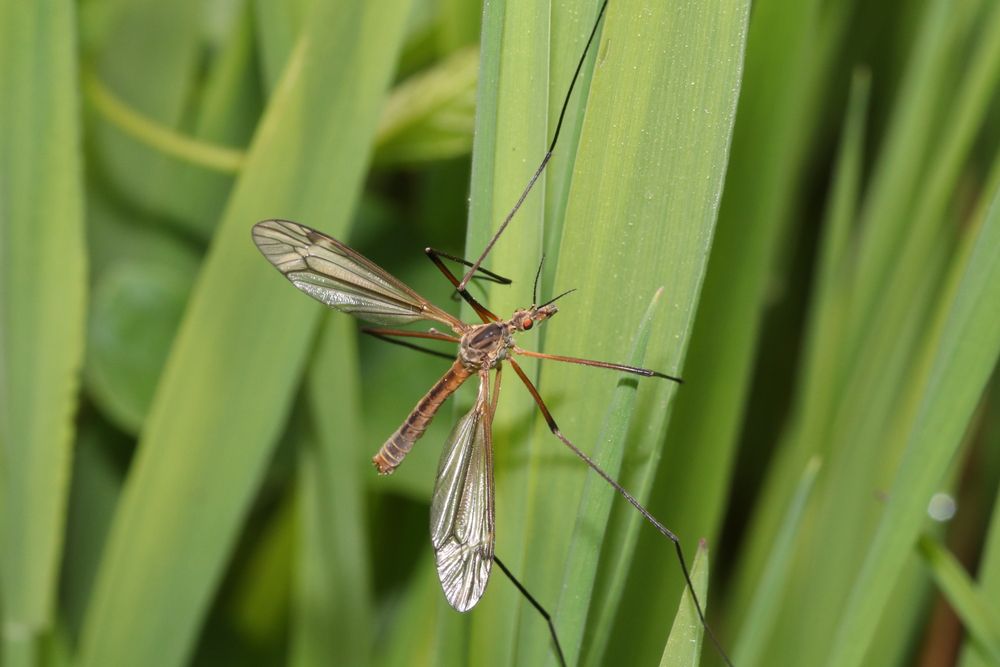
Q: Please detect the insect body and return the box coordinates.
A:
[255,219,582,613]
[250,217,729,665]
[374,305,555,472]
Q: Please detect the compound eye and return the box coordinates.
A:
[521,317,533,330]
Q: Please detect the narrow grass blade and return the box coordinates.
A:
[793,69,869,435]
[61,421,124,644]
[864,555,934,667]
[960,477,1000,667]
[917,533,1000,664]
[826,187,1000,667]
[252,0,308,93]
[503,1,749,665]
[727,67,868,658]
[553,288,663,656]
[77,2,413,666]
[540,0,605,291]
[451,3,558,665]
[659,541,709,667]
[0,1,86,662]
[848,0,986,352]
[732,457,821,667]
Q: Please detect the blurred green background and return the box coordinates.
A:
[2,0,1000,666]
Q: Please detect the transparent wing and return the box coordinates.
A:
[430,376,495,611]
[252,219,463,328]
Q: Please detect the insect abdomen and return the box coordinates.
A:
[373,360,473,474]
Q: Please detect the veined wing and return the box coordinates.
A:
[430,375,495,612]
[252,219,463,329]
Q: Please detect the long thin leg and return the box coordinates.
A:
[493,555,566,667]
[425,248,499,324]
[514,347,683,383]
[425,247,512,285]
[506,358,734,667]
[360,327,459,361]
[457,0,611,292]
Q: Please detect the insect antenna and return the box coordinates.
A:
[532,254,546,306]
[457,0,611,292]
[540,288,577,309]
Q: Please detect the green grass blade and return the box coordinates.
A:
[728,69,867,664]
[917,533,1000,664]
[252,0,309,93]
[728,3,1000,661]
[618,0,846,656]
[61,422,124,644]
[540,0,605,289]
[826,187,1000,667]
[848,0,981,352]
[659,541,709,667]
[0,0,86,662]
[76,2,413,665]
[500,1,749,665]
[553,287,663,653]
[361,3,560,661]
[864,555,935,667]
[292,314,372,666]
[793,68,869,433]
[732,457,821,667]
[960,477,1000,667]
[461,1,553,662]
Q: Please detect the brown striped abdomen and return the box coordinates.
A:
[373,360,472,474]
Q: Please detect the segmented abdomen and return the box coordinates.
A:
[373,360,473,474]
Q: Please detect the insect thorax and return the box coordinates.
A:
[459,322,512,370]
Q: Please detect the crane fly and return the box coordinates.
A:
[253,217,673,603]
[252,0,734,665]
[250,218,729,665]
